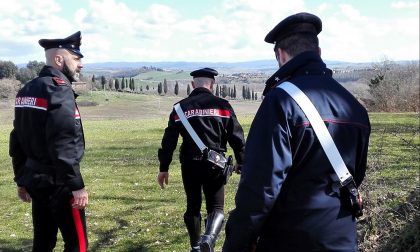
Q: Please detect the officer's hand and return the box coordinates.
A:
[157,172,169,189]
[234,164,242,174]
[17,186,31,203]
[72,188,88,209]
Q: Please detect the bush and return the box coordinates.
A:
[368,60,419,112]
[0,78,20,98]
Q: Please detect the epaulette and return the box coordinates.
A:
[52,77,67,86]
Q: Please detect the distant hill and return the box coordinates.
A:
[81,59,418,79]
[84,60,278,72]
[84,59,375,74]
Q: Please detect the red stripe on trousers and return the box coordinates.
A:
[71,201,86,252]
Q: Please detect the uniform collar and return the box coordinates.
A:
[39,65,72,85]
[263,51,329,96]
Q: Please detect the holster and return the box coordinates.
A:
[346,181,363,218]
[342,179,363,218]
[205,149,227,169]
[204,149,234,185]
[222,156,234,185]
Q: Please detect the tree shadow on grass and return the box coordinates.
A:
[0,238,32,252]
[359,188,420,252]
[379,189,420,252]
[88,194,173,251]
[89,218,150,252]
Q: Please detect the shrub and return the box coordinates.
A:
[0,78,20,98]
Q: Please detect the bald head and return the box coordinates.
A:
[45,48,69,68]
[45,48,83,82]
[191,77,214,91]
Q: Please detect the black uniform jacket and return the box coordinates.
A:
[223,51,371,252]
[9,66,85,191]
[158,87,245,172]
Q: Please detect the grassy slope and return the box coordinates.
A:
[0,92,418,251]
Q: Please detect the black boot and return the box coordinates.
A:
[200,211,224,252]
[184,215,201,252]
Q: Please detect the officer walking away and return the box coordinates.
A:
[223,13,371,252]
[157,68,245,252]
[9,31,88,252]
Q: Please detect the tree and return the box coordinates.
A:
[158,82,162,95]
[26,60,45,74]
[130,78,135,91]
[174,81,179,95]
[146,85,149,91]
[187,84,191,95]
[252,89,255,100]
[108,78,114,90]
[16,67,34,84]
[115,79,120,90]
[163,78,168,94]
[15,61,45,84]
[368,59,419,112]
[0,60,18,79]
[242,86,246,99]
[101,76,106,90]
[215,84,219,96]
[121,77,125,90]
[222,85,228,98]
[233,85,237,99]
[92,74,96,83]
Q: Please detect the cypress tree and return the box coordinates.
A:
[174,81,179,95]
[115,79,120,90]
[101,76,106,90]
[187,84,191,95]
[163,78,168,94]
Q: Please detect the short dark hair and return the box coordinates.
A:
[275,33,319,57]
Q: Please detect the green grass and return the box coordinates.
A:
[0,93,418,251]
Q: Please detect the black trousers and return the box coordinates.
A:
[27,186,88,252]
[181,160,225,217]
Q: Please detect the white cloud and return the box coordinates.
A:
[391,1,419,9]
[320,3,419,62]
[0,0,418,64]
[0,1,22,17]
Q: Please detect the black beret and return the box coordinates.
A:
[190,67,218,79]
[265,12,322,44]
[39,31,83,58]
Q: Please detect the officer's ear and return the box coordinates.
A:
[191,81,196,89]
[54,55,64,67]
[210,80,214,89]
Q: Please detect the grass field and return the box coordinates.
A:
[0,92,418,251]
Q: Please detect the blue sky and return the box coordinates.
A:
[0,0,418,64]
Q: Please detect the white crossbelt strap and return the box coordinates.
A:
[277,82,352,185]
[174,103,207,152]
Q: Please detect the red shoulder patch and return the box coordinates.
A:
[52,77,67,85]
